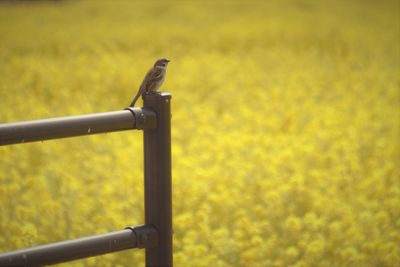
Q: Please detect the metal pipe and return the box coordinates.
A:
[143,93,173,267]
[0,108,156,146]
[0,225,158,267]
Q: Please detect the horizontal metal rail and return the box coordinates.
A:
[0,107,156,146]
[0,225,158,266]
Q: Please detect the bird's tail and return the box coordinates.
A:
[129,88,142,107]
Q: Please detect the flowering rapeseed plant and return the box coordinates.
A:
[0,1,399,266]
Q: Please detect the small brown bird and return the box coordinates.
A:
[130,58,171,107]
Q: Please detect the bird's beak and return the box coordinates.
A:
[166,59,171,62]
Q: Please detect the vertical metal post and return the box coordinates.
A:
[143,92,173,267]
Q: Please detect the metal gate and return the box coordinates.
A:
[0,93,172,267]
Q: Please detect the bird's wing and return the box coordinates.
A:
[152,68,164,80]
[131,68,153,107]
[140,67,164,92]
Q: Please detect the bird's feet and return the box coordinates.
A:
[144,91,161,95]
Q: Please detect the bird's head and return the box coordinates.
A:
[154,58,170,69]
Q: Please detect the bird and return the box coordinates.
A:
[130,58,171,107]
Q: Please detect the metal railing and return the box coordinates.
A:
[0,93,173,267]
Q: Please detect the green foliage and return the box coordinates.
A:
[0,1,399,266]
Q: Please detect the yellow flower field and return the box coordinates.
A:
[0,1,399,266]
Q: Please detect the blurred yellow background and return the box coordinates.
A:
[0,0,399,266]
